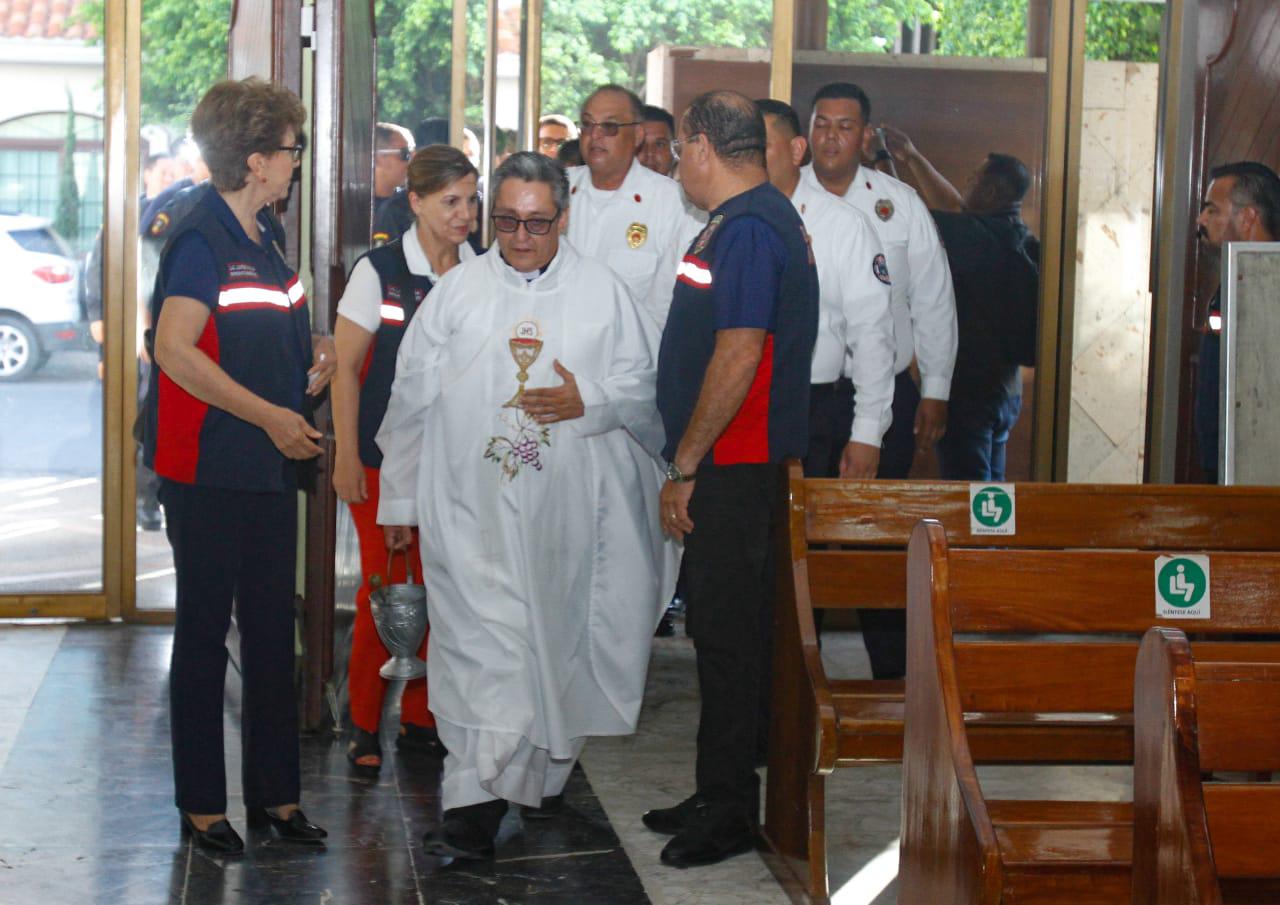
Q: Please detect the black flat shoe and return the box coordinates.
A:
[397,723,447,758]
[519,794,564,820]
[180,812,245,855]
[247,807,328,843]
[347,726,383,772]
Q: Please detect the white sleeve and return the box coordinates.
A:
[374,275,455,526]
[904,190,958,400]
[571,275,664,459]
[841,217,897,446]
[334,258,383,334]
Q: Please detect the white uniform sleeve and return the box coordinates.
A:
[571,272,664,458]
[374,274,456,526]
[904,190,958,400]
[840,217,896,446]
[334,258,383,334]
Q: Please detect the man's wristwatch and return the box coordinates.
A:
[665,461,697,484]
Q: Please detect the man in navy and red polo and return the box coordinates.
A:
[648,90,818,868]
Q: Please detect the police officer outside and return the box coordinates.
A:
[804,81,957,681]
[145,77,335,854]
[646,89,818,868]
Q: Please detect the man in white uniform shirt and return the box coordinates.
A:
[804,82,957,680]
[566,84,700,327]
[757,98,895,480]
[377,152,677,860]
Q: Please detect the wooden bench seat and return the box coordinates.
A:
[1133,629,1280,905]
[897,523,1280,904]
[762,462,1280,904]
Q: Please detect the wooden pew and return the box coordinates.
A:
[762,461,1280,904]
[897,520,1280,904]
[1133,627,1280,905]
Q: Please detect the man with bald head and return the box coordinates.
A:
[647,89,818,869]
[566,84,697,325]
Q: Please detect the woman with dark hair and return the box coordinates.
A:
[146,77,334,854]
[332,144,480,770]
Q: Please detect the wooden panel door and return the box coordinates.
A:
[308,0,376,729]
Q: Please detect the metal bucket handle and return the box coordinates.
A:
[383,546,415,587]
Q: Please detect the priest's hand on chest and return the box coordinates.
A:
[520,359,585,424]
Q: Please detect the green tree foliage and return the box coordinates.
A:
[828,0,938,54]
[1084,2,1163,63]
[77,0,231,131]
[374,0,489,127]
[54,92,82,249]
[932,0,1029,58]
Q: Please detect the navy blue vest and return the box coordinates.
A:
[657,181,818,465]
[144,191,312,492]
[356,240,435,468]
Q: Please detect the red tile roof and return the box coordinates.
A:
[1,0,94,41]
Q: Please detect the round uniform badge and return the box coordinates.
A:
[874,199,894,222]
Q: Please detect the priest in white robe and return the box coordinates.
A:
[376,151,677,860]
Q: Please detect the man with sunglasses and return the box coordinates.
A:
[374,122,414,221]
[377,151,676,861]
[566,84,700,327]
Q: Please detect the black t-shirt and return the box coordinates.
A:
[931,209,1039,405]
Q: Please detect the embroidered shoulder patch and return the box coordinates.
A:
[692,214,723,255]
[873,253,891,286]
[148,211,170,237]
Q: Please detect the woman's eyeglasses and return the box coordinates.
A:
[277,144,306,163]
[491,211,562,236]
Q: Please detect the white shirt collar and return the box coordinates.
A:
[401,224,474,280]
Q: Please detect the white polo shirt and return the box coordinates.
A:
[336,227,475,332]
[789,176,896,446]
[566,159,700,327]
[802,162,957,401]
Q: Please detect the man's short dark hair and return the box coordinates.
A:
[983,153,1032,206]
[583,84,644,122]
[682,90,766,168]
[754,98,802,139]
[1209,161,1280,237]
[641,104,675,134]
[811,82,872,123]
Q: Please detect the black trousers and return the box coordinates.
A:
[684,463,781,817]
[853,369,919,679]
[802,379,855,479]
[162,480,301,814]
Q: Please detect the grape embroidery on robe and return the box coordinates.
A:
[484,410,551,480]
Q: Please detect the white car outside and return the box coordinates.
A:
[0,213,85,380]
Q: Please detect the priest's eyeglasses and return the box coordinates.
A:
[491,211,562,236]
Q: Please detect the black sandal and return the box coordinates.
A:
[347,726,382,771]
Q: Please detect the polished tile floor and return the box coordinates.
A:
[0,624,1130,905]
[0,625,648,905]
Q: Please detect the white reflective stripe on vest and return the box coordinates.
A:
[286,278,305,305]
[218,285,293,309]
[380,303,406,323]
[676,257,712,287]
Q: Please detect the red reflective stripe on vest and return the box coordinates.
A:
[712,334,773,465]
[153,316,219,482]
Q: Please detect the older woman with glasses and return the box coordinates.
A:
[331,144,478,772]
[144,77,334,855]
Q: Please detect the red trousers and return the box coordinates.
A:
[348,465,432,733]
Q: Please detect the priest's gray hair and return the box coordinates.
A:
[491,151,571,213]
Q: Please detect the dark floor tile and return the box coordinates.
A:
[418,848,649,904]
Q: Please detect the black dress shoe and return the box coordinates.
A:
[422,800,508,860]
[519,794,564,820]
[396,723,448,758]
[659,804,755,868]
[642,793,706,835]
[247,807,328,843]
[654,609,676,638]
[180,813,245,855]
